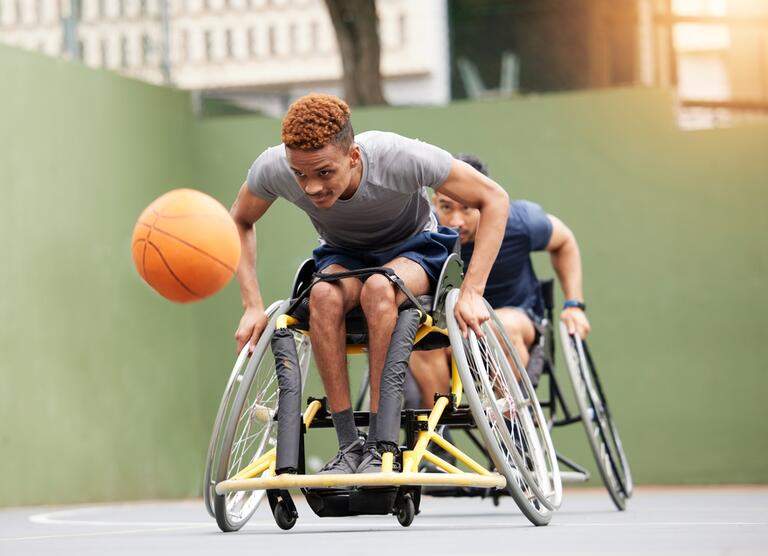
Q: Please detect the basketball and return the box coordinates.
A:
[131,189,241,303]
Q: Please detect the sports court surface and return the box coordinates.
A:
[1,487,765,555]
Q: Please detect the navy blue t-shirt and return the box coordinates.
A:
[461,201,552,317]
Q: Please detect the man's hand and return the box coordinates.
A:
[560,307,590,338]
[235,307,268,353]
[454,287,490,339]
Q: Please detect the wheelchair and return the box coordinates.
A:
[353,278,634,512]
[203,254,562,531]
[532,279,634,510]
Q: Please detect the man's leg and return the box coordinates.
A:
[359,257,430,414]
[309,264,364,472]
[409,349,451,409]
[493,307,536,367]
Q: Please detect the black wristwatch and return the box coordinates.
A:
[563,299,586,312]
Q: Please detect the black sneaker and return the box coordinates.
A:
[318,438,365,475]
[356,446,401,474]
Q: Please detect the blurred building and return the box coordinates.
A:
[0,0,450,115]
[648,0,768,128]
[448,0,768,128]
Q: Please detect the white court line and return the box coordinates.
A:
[30,507,208,528]
[2,525,211,543]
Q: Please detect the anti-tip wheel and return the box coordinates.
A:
[273,500,297,530]
[396,494,415,527]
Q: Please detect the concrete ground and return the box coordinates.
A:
[1,487,766,555]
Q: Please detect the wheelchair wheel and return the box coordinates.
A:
[559,322,633,510]
[446,290,561,526]
[209,301,311,531]
[203,299,285,518]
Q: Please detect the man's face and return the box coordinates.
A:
[433,193,480,245]
[286,143,361,208]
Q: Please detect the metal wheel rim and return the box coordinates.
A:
[474,313,562,509]
[445,289,552,525]
[213,301,310,529]
[203,300,282,517]
[559,322,633,507]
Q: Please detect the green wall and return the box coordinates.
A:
[1,44,767,507]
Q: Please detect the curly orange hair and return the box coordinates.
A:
[281,94,354,151]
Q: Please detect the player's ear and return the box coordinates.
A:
[348,144,361,167]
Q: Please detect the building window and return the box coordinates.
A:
[398,13,407,46]
[225,28,233,58]
[247,27,257,57]
[310,21,319,53]
[289,23,297,54]
[142,33,151,65]
[268,25,276,56]
[100,38,109,67]
[180,29,189,62]
[120,35,129,68]
[204,30,213,61]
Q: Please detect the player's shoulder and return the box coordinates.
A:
[510,199,547,219]
[255,143,288,167]
[356,130,413,153]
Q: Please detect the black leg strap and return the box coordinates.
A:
[287,267,428,322]
[272,329,302,474]
[375,308,421,450]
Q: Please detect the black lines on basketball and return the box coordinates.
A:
[145,241,202,300]
[150,225,237,274]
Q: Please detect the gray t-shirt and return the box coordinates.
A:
[246,130,454,251]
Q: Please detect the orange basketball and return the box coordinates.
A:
[131,189,241,303]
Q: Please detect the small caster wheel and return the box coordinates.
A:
[273,500,297,530]
[396,494,415,527]
[492,494,500,507]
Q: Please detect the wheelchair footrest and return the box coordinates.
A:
[215,472,506,494]
[304,487,402,517]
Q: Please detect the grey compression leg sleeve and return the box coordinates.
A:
[272,328,302,473]
[376,308,421,451]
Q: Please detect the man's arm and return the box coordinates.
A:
[545,215,591,338]
[437,159,510,337]
[231,182,274,352]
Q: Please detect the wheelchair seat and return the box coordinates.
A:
[285,256,463,350]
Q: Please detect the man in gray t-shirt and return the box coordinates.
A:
[231,94,510,475]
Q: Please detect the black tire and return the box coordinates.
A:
[274,500,297,531]
[559,322,633,510]
[397,494,415,527]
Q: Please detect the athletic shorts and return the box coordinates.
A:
[312,226,459,285]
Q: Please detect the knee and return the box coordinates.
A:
[360,275,395,315]
[505,325,527,349]
[309,282,344,323]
